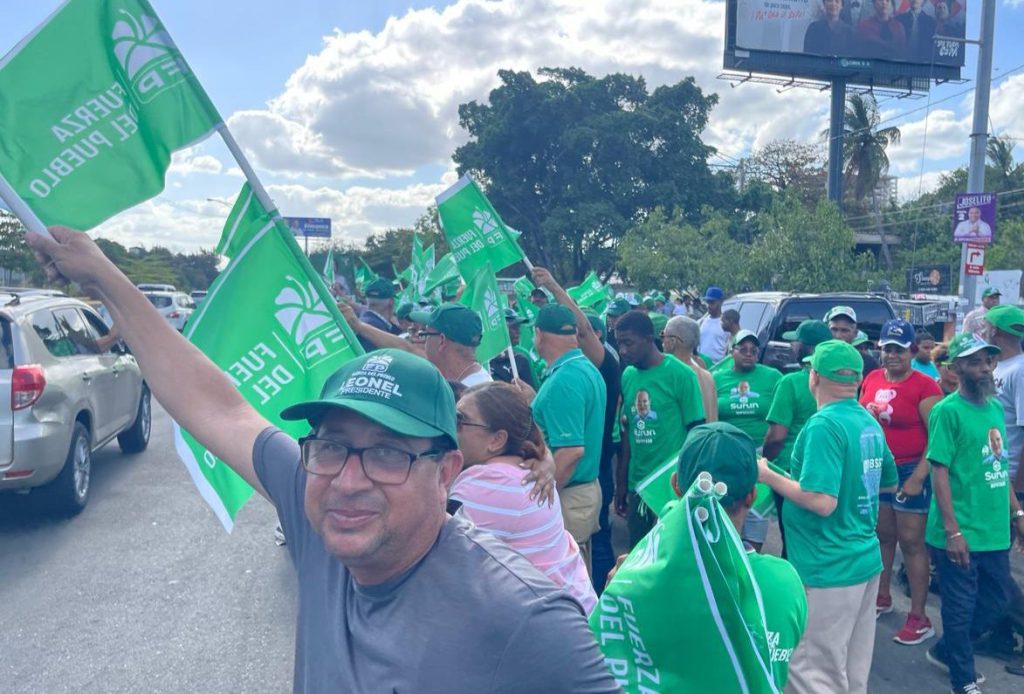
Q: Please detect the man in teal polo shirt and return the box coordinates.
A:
[758,340,898,694]
[531,304,607,574]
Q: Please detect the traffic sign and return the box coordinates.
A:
[284,217,331,238]
[964,242,985,276]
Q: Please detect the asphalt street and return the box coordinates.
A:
[2,402,1022,692]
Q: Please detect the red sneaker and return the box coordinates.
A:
[876,594,893,618]
[894,614,935,645]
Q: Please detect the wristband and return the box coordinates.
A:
[1013,509,1024,521]
[946,531,963,539]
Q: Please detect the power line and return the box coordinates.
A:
[848,197,1024,233]
[838,186,1024,225]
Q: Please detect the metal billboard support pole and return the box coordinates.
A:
[958,0,996,317]
[827,78,846,207]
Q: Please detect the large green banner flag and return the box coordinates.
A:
[174,188,363,530]
[567,271,608,310]
[0,0,222,229]
[460,263,510,364]
[592,473,778,693]
[436,175,525,277]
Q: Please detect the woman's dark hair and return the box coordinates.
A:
[463,381,543,457]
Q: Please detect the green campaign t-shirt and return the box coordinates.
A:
[710,355,734,374]
[714,364,782,444]
[766,368,818,472]
[925,393,1012,552]
[621,355,705,490]
[784,399,898,588]
[748,552,807,691]
[531,349,607,486]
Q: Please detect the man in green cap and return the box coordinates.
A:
[763,319,831,554]
[825,305,880,377]
[531,303,607,574]
[963,287,1001,337]
[604,297,631,352]
[24,228,622,694]
[357,277,402,352]
[488,308,534,387]
[758,339,898,694]
[924,332,1024,692]
[615,311,705,547]
[672,422,807,691]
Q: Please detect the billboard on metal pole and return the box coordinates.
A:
[284,216,332,238]
[952,192,996,244]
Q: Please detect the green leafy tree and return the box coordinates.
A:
[744,140,827,208]
[454,67,730,282]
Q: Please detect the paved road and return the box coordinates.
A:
[2,402,1022,692]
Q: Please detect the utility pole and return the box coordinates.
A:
[827,78,846,207]
[957,0,996,318]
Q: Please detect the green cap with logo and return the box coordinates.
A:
[986,304,1024,338]
[364,277,396,300]
[606,297,631,317]
[409,303,482,347]
[731,329,760,348]
[676,422,758,508]
[280,349,458,448]
[782,319,831,346]
[649,312,668,335]
[395,301,414,321]
[947,332,1001,361]
[852,330,870,347]
[535,304,578,335]
[982,287,1001,299]
[586,313,605,337]
[809,339,863,383]
[824,305,857,323]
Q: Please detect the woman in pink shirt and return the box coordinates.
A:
[451,382,597,613]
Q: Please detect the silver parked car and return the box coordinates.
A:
[0,288,151,515]
[144,290,195,332]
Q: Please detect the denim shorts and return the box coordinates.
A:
[878,463,931,514]
[741,508,770,545]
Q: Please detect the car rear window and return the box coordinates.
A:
[146,294,173,309]
[1,318,12,369]
[773,299,895,341]
[31,309,76,358]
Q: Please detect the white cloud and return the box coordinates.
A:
[886,108,969,177]
[169,148,224,176]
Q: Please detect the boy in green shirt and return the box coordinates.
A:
[758,340,898,694]
[924,333,1024,694]
[615,311,705,547]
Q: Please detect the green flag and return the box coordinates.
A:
[408,236,435,301]
[355,258,378,293]
[459,263,510,363]
[215,183,263,260]
[567,271,607,309]
[0,0,222,230]
[323,249,336,286]
[591,473,778,693]
[423,252,460,296]
[512,275,538,352]
[436,175,525,277]
[174,188,363,530]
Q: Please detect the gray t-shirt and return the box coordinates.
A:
[253,428,621,694]
[995,353,1024,477]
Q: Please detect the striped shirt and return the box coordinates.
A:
[451,460,597,614]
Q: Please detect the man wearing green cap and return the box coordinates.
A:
[615,311,705,547]
[604,297,631,352]
[531,303,607,574]
[925,332,1024,691]
[488,308,534,387]
[357,278,402,352]
[758,339,898,694]
[671,423,807,691]
[23,229,622,694]
[963,287,1001,337]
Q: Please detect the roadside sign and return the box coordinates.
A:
[284,217,331,238]
[906,264,951,295]
[964,242,985,276]
[953,193,996,244]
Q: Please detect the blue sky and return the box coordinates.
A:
[2,0,1023,253]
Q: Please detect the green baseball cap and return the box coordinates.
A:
[409,303,482,347]
[731,329,760,348]
[535,304,577,335]
[676,422,758,508]
[606,298,631,317]
[642,297,656,310]
[395,301,414,321]
[649,312,668,335]
[280,349,458,448]
[503,307,528,325]
[364,278,395,299]
[852,330,870,347]
[824,305,858,323]
[986,304,1024,338]
[809,339,863,383]
[947,332,1001,361]
[982,287,1001,299]
[782,320,830,346]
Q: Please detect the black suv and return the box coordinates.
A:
[721,292,897,372]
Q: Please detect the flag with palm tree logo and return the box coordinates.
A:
[436,175,525,277]
[459,263,510,363]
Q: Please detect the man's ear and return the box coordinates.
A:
[670,471,682,498]
[439,449,464,491]
[742,488,757,509]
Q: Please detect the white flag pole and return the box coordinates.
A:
[506,343,521,382]
[216,124,280,219]
[0,170,53,240]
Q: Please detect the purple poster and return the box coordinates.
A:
[953,192,996,244]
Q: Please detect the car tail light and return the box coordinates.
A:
[11,364,46,410]
[168,311,181,319]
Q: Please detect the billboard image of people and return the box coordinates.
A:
[735,0,966,66]
[953,193,997,244]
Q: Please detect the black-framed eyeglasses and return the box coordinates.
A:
[298,435,449,484]
[456,411,491,430]
[419,331,442,338]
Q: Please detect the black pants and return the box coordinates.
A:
[590,444,616,594]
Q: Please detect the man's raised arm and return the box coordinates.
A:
[27,227,271,498]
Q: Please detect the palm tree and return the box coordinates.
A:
[986,136,1018,191]
[842,94,901,269]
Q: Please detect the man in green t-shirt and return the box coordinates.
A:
[923,332,1024,693]
[669,422,807,691]
[531,304,607,575]
[713,331,782,443]
[615,311,705,547]
[758,340,898,694]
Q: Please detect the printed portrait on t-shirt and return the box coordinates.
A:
[633,390,658,423]
[730,381,760,404]
[988,427,1004,461]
